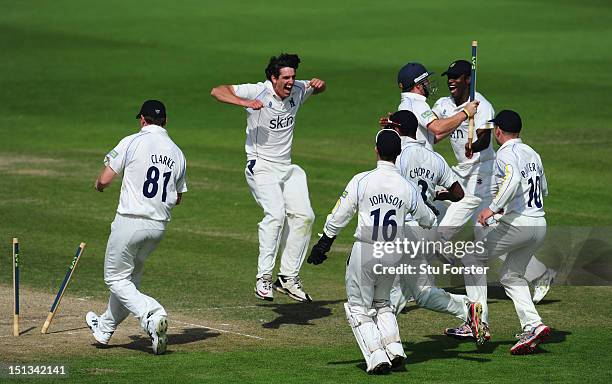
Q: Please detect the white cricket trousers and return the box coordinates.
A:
[437,165,547,287]
[463,213,547,329]
[245,158,315,279]
[98,214,167,333]
[389,225,468,319]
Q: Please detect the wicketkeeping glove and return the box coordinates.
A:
[307,233,336,265]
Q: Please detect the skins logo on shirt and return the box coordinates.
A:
[269,115,295,129]
[289,98,296,108]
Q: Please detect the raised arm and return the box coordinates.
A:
[210,85,264,110]
[308,78,326,95]
[430,100,479,138]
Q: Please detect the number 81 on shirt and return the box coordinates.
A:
[143,166,171,202]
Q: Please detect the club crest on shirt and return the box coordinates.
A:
[477,178,483,185]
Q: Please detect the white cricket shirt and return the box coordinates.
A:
[432,92,495,177]
[397,92,437,150]
[104,124,188,222]
[489,138,547,217]
[323,161,436,243]
[396,137,456,205]
[233,80,314,164]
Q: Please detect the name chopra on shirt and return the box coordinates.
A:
[409,167,436,181]
[151,154,176,170]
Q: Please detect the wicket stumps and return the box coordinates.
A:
[41,242,86,334]
[13,238,20,337]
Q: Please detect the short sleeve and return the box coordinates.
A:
[437,155,457,189]
[104,136,133,174]
[176,154,188,193]
[431,98,444,118]
[414,100,437,127]
[232,83,264,100]
[294,80,314,105]
[475,100,495,130]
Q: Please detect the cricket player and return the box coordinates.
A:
[86,100,187,355]
[432,60,556,340]
[394,62,479,150]
[210,53,326,302]
[383,110,467,314]
[475,110,552,354]
[307,130,484,374]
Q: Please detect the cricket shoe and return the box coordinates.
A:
[510,324,551,355]
[254,274,274,301]
[532,268,557,304]
[146,316,168,355]
[466,302,486,345]
[273,275,312,303]
[85,311,113,345]
[445,322,491,341]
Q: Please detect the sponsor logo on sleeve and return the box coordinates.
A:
[108,149,118,159]
[421,110,434,120]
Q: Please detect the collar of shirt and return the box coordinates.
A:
[264,80,284,101]
[141,124,169,136]
[400,136,426,148]
[400,91,427,103]
[498,137,522,151]
[376,160,399,172]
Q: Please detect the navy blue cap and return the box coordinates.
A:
[397,62,433,91]
[376,129,402,158]
[490,110,522,133]
[441,59,471,77]
[385,110,418,136]
[136,100,166,119]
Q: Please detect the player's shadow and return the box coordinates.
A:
[94,327,220,354]
[258,299,344,329]
[329,330,571,371]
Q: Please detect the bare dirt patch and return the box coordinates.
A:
[0,285,266,361]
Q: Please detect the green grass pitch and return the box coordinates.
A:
[1,0,612,382]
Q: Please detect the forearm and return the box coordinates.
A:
[95,166,117,192]
[210,85,250,107]
[428,111,467,136]
[470,129,491,153]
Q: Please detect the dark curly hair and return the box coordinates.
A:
[265,53,300,80]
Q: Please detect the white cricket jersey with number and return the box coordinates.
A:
[432,92,495,177]
[397,92,437,150]
[489,138,547,217]
[233,80,314,164]
[396,137,456,205]
[323,161,436,243]
[104,124,187,222]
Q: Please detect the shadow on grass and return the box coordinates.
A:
[328,330,571,371]
[94,327,220,354]
[258,299,344,329]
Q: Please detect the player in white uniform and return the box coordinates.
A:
[393,62,479,150]
[211,53,326,302]
[86,100,187,355]
[433,60,556,340]
[473,110,552,354]
[307,130,484,374]
[382,111,468,315]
